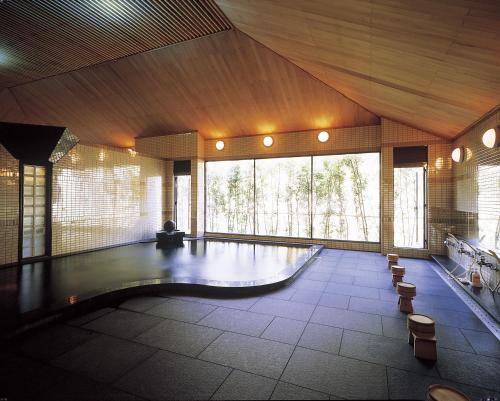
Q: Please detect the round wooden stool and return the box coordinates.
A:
[397,282,416,313]
[387,253,399,270]
[427,384,469,401]
[391,265,405,287]
[408,314,437,361]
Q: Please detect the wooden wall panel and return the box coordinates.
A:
[216,0,500,139]
[1,30,379,147]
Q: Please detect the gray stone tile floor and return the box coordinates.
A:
[2,249,499,400]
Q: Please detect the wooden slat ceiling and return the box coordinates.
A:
[216,0,500,139]
[0,0,231,88]
[0,30,378,147]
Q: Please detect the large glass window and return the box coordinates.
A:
[255,157,311,237]
[313,153,380,241]
[206,153,380,242]
[206,160,254,234]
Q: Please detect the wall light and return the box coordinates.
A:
[215,140,225,151]
[451,147,464,163]
[128,148,137,157]
[318,131,329,143]
[263,136,273,147]
[482,127,499,148]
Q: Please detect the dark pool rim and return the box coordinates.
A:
[3,240,323,338]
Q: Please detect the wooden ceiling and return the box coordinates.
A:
[0,0,231,88]
[216,0,500,138]
[0,30,378,147]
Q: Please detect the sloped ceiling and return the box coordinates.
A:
[0,30,378,147]
[0,0,231,88]
[216,0,500,139]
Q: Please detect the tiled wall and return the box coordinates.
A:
[204,126,381,160]
[52,144,166,255]
[135,132,201,160]
[190,159,205,236]
[0,144,19,265]
[381,119,452,258]
[452,109,500,248]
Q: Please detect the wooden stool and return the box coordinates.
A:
[426,384,470,401]
[391,265,405,287]
[397,282,416,313]
[408,314,437,361]
[387,253,399,270]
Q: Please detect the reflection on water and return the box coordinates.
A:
[0,240,310,320]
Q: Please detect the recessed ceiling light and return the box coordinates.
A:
[318,131,329,143]
[451,147,464,163]
[482,128,499,148]
[263,136,273,147]
[215,140,225,151]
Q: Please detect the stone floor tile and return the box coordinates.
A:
[324,283,379,299]
[145,298,217,323]
[265,286,297,301]
[19,324,97,360]
[83,309,163,339]
[171,295,261,311]
[436,347,500,391]
[199,332,294,379]
[381,316,475,353]
[339,330,438,376]
[387,367,500,401]
[67,307,115,326]
[134,318,222,357]
[198,307,273,336]
[250,298,316,322]
[290,289,323,305]
[291,278,327,292]
[349,296,406,318]
[119,296,168,313]
[461,329,500,358]
[271,381,330,400]
[115,350,231,400]
[281,347,388,399]
[212,370,276,400]
[261,317,307,345]
[318,293,350,309]
[52,334,156,383]
[310,306,383,335]
[298,323,343,354]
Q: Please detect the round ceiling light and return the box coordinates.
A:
[263,136,274,147]
[482,128,499,149]
[318,131,329,143]
[215,140,225,151]
[451,147,464,163]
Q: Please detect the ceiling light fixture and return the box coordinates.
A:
[482,127,499,149]
[318,131,329,143]
[215,140,225,151]
[263,136,273,147]
[451,147,464,163]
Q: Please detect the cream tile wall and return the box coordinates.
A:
[452,109,500,244]
[0,144,19,265]
[51,143,166,255]
[204,125,381,160]
[135,132,201,160]
[380,118,452,258]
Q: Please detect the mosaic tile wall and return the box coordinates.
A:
[381,118,453,258]
[452,109,500,246]
[450,109,500,285]
[135,132,201,160]
[51,144,166,255]
[0,144,19,265]
[204,125,381,160]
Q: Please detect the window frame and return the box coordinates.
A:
[204,151,381,244]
